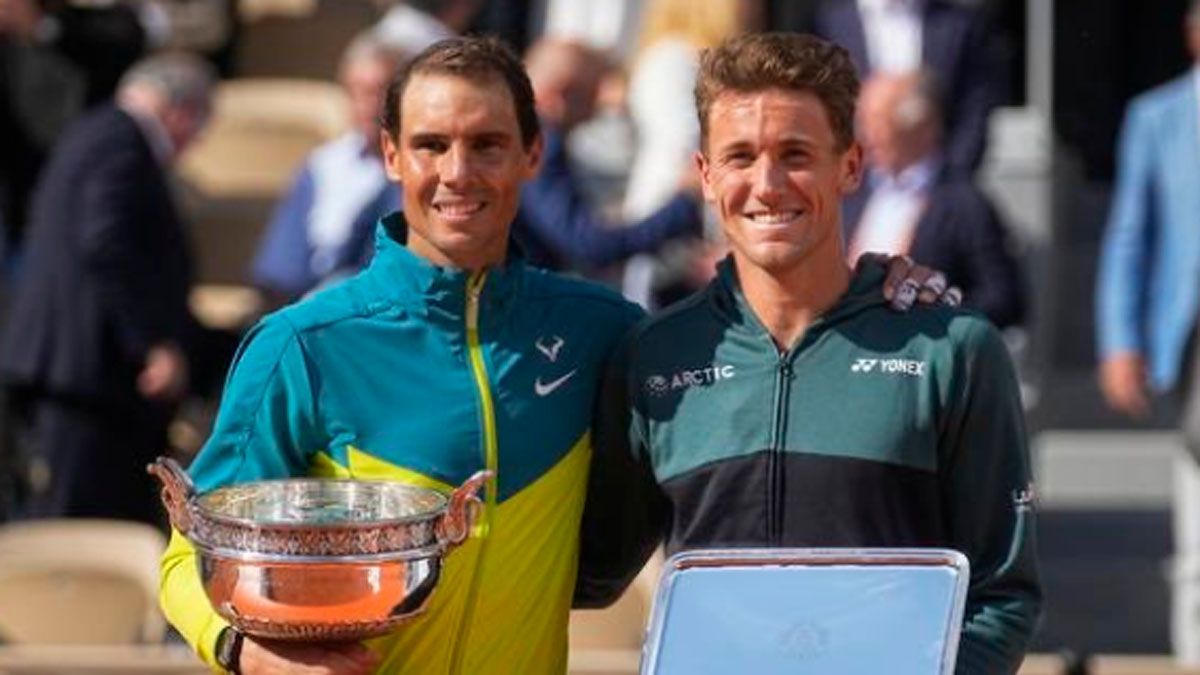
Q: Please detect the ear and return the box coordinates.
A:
[380,129,402,182]
[524,133,545,179]
[695,150,716,204]
[838,141,864,195]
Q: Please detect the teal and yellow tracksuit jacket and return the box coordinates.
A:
[160,214,643,674]
[578,259,1042,675]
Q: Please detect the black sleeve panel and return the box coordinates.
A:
[574,332,669,609]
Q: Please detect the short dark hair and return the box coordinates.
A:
[695,32,859,152]
[380,36,540,148]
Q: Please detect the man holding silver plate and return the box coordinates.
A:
[576,32,1042,675]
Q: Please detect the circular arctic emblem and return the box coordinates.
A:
[645,375,670,397]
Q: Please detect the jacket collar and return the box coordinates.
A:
[709,255,890,343]
[365,211,525,319]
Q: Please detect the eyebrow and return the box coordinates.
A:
[406,130,515,145]
[408,132,446,145]
[715,135,815,154]
[472,131,512,145]
[716,139,751,151]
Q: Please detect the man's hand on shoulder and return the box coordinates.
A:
[862,253,963,311]
[239,637,381,675]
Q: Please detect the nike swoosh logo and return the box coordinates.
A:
[534,370,577,396]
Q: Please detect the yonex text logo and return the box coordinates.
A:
[645,365,736,397]
[850,358,926,377]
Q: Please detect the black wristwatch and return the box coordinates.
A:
[215,626,245,674]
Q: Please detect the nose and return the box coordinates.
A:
[751,154,785,205]
[439,143,471,189]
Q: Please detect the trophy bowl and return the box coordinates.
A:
[148,457,489,641]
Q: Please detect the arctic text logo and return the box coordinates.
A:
[645,365,736,397]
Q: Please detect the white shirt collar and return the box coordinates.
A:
[119,103,174,167]
[374,5,454,54]
[871,154,942,193]
[858,0,923,12]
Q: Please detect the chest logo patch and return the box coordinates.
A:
[535,335,565,362]
[851,357,926,377]
[535,369,577,396]
[645,364,736,397]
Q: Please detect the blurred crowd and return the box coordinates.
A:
[0,0,1029,526]
[0,0,1198,658]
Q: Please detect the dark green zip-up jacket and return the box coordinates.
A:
[578,258,1041,675]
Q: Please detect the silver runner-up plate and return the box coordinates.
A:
[641,548,969,675]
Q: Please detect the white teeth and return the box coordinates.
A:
[435,202,484,217]
[746,211,799,225]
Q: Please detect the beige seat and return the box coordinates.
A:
[236,0,379,80]
[177,78,349,284]
[568,550,664,674]
[0,519,167,645]
[179,78,348,196]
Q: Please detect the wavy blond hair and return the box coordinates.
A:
[634,0,744,60]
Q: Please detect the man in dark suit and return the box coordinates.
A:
[516,37,701,274]
[845,69,1023,329]
[812,0,1000,175]
[0,53,215,524]
[0,0,148,255]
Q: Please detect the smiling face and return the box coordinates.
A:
[697,87,862,276]
[381,72,542,270]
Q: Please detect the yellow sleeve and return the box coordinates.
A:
[159,529,228,671]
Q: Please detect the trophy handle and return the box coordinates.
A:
[147,456,197,535]
[437,470,492,548]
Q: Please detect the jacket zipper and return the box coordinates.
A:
[448,270,500,674]
[768,349,793,544]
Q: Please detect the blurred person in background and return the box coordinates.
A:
[536,0,643,59]
[253,32,702,308]
[515,36,702,272]
[1096,4,1200,660]
[847,69,1023,329]
[620,0,763,308]
[810,0,1001,176]
[1097,0,1200,423]
[622,0,760,219]
[0,52,214,525]
[250,31,406,307]
[373,0,482,55]
[0,0,147,260]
